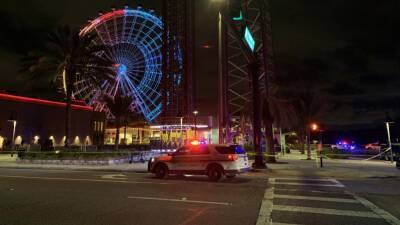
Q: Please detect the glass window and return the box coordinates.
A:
[190,146,210,155]
[215,145,246,154]
[174,146,190,156]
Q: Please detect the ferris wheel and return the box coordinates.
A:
[74,7,170,122]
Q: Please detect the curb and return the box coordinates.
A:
[0,164,149,173]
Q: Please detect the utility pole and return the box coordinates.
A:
[385,121,394,163]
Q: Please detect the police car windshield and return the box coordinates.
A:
[215,145,246,154]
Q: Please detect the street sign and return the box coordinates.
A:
[244,27,255,52]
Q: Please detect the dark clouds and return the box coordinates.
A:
[0,0,399,126]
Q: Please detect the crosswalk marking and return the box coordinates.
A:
[274,194,358,203]
[347,191,400,225]
[275,177,339,183]
[271,223,300,225]
[274,187,347,194]
[256,178,275,225]
[273,205,381,218]
[271,180,345,188]
[258,177,400,224]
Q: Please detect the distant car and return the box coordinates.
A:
[331,141,357,151]
[148,143,250,181]
[365,142,381,152]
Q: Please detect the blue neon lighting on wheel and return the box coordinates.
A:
[74,8,182,122]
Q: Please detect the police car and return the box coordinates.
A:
[148,142,251,181]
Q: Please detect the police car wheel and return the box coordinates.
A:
[226,174,236,179]
[208,166,222,182]
[155,164,168,179]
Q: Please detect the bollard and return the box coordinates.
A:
[320,155,324,168]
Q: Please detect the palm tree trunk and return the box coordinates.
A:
[306,126,311,160]
[263,99,276,163]
[123,120,127,145]
[64,79,73,149]
[115,118,120,151]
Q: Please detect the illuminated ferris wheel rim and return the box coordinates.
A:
[80,8,162,36]
[75,7,164,122]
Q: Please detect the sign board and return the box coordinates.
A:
[244,27,255,52]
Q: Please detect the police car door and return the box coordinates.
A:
[171,146,191,171]
[187,145,211,171]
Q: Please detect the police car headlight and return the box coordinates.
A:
[150,158,155,162]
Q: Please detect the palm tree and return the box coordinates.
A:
[21,25,114,148]
[101,92,134,150]
[263,96,298,162]
[122,112,144,145]
[292,90,324,159]
[269,55,328,159]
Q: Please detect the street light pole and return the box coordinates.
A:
[12,121,16,146]
[385,122,394,163]
[180,117,184,146]
[193,110,198,139]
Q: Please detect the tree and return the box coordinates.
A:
[263,96,298,162]
[273,56,328,158]
[101,92,134,150]
[122,111,144,145]
[21,25,114,148]
[293,90,324,159]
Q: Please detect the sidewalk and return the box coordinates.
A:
[267,151,399,179]
[0,152,398,178]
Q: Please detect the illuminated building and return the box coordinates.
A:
[0,93,105,149]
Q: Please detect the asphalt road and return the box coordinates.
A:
[0,168,268,225]
[0,166,399,225]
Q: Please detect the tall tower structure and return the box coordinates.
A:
[219,0,276,145]
[161,0,195,122]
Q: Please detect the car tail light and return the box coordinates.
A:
[228,154,238,161]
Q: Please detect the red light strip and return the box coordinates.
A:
[81,10,125,35]
[0,93,93,111]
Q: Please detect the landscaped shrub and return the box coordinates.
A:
[18,151,141,160]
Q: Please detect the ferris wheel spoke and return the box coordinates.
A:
[113,15,119,44]
[94,27,108,45]
[124,74,159,108]
[101,21,114,45]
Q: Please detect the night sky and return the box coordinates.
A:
[0,0,399,129]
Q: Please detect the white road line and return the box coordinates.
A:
[346,191,400,225]
[274,188,347,194]
[256,178,275,225]
[272,223,301,225]
[271,181,344,188]
[274,194,358,203]
[0,175,169,185]
[274,205,381,218]
[101,174,127,180]
[127,196,232,206]
[275,177,338,183]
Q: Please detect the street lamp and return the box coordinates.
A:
[306,122,319,160]
[385,114,394,163]
[311,123,318,131]
[193,110,199,139]
[7,115,17,147]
